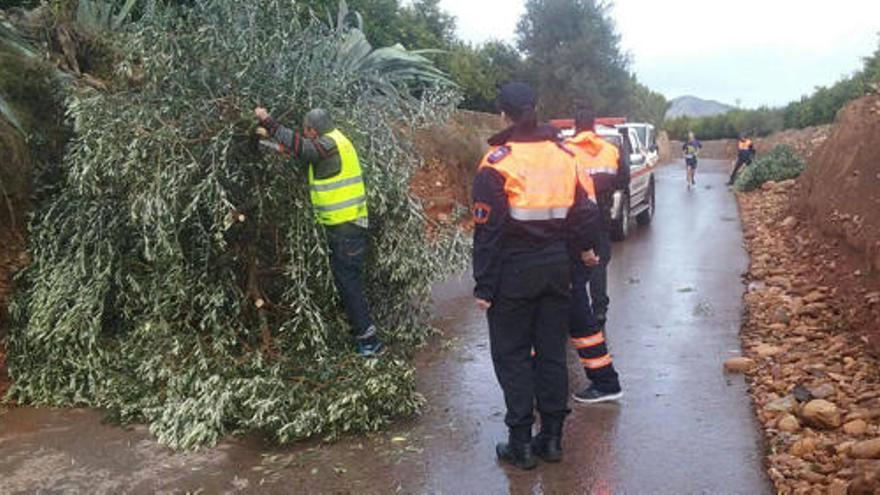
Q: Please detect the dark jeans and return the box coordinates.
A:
[326,223,374,338]
[729,158,751,184]
[488,260,571,443]
[589,230,612,319]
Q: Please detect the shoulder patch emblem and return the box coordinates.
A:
[473,202,492,224]
[487,146,511,164]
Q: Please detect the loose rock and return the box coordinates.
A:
[801,400,842,429]
[851,439,880,459]
[766,396,798,414]
[756,344,784,358]
[778,414,801,432]
[845,420,869,436]
[827,479,848,495]
[791,437,818,457]
[809,383,837,400]
[724,357,756,373]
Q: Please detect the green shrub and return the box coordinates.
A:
[735,145,805,192]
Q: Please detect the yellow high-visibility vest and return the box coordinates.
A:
[308,129,369,226]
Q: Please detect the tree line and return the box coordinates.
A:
[307,0,667,125]
[666,40,880,141]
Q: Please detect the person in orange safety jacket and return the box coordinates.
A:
[563,105,624,405]
[472,83,601,470]
[728,133,756,185]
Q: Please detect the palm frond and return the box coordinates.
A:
[0,94,25,134]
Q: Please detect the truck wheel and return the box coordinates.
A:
[636,180,655,226]
[610,196,630,241]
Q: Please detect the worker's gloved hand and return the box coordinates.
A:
[581,249,600,267]
[255,126,269,138]
[254,107,270,121]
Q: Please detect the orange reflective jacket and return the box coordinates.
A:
[478,141,577,222]
[738,139,753,150]
[565,131,618,199]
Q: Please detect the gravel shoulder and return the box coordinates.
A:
[737,179,880,494]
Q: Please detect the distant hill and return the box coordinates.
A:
[666,96,735,119]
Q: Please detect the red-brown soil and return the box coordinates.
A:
[738,179,880,493]
[757,125,832,162]
[798,94,880,276]
[410,110,502,227]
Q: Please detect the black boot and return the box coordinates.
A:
[532,421,563,463]
[496,439,537,470]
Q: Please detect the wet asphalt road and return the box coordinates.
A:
[0,159,771,494]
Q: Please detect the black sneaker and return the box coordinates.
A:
[496,441,537,470]
[573,386,623,404]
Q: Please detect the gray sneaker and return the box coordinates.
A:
[357,338,384,358]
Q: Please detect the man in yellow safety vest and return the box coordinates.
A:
[255,106,382,357]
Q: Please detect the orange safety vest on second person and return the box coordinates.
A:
[565,131,619,200]
[738,138,753,150]
[478,141,577,222]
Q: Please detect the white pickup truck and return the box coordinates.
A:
[554,119,658,241]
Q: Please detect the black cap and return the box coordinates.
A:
[496,82,535,119]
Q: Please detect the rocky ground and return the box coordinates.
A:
[735,179,880,494]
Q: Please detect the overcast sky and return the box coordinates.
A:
[438,0,880,108]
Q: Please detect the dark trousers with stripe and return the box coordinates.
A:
[488,260,571,443]
[589,230,612,320]
[570,261,620,392]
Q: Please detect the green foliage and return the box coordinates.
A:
[627,81,669,127]
[443,41,526,113]
[735,145,805,192]
[0,39,70,232]
[302,0,454,51]
[75,0,139,32]
[516,0,636,117]
[8,0,465,450]
[0,0,40,8]
[665,106,784,141]
[782,69,872,129]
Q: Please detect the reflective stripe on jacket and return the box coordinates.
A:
[471,123,600,301]
[479,141,578,223]
[309,129,368,225]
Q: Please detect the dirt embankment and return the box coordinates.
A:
[798,94,880,275]
[757,125,832,162]
[656,130,672,164]
[410,110,502,224]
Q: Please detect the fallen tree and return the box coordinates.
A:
[7,0,466,449]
